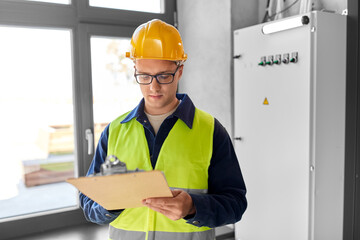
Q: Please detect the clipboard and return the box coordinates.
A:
[66,170,172,210]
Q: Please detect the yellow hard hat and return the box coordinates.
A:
[126,19,187,62]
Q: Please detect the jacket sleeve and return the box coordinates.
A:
[79,124,123,225]
[185,118,247,228]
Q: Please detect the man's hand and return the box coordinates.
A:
[142,189,196,221]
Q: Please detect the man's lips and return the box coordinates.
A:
[149,94,162,99]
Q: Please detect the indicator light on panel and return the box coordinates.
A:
[282,53,289,64]
[266,55,273,65]
[258,56,266,66]
[290,52,298,63]
[274,54,281,64]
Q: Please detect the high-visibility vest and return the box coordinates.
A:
[107,108,215,240]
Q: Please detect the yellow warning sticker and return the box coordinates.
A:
[263,97,269,105]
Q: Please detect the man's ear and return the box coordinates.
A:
[177,65,184,79]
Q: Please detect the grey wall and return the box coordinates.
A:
[231,1,259,31]
[177,0,347,136]
[258,0,347,23]
[177,0,232,132]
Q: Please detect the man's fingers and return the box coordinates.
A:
[143,197,178,208]
[143,202,182,221]
[144,198,165,206]
[143,198,176,210]
[146,205,167,214]
[142,190,194,221]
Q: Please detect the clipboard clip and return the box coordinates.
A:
[98,155,143,176]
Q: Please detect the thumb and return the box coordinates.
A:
[171,189,183,197]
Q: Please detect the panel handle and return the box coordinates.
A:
[85,129,94,155]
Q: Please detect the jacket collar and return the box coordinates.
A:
[121,93,195,129]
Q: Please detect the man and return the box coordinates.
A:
[80,19,247,240]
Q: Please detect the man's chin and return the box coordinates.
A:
[145,100,164,110]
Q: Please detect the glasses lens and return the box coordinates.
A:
[157,74,173,84]
[136,74,152,84]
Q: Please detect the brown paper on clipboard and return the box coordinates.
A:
[66,170,172,210]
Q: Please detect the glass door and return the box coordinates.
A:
[90,36,142,137]
[0,26,77,219]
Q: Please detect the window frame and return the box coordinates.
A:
[0,0,175,238]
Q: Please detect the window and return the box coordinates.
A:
[0,0,175,238]
[0,26,76,219]
[89,0,163,13]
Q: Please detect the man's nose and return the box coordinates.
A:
[150,77,161,91]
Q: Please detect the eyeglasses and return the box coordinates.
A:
[134,66,179,85]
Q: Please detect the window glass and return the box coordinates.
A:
[0,26,77,219]
[90,37,142,142]
[89,0,163,13]
[23,0,70,4]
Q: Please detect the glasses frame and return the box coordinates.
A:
[134,66,179,85]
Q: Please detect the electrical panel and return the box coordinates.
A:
[233,11,346,240]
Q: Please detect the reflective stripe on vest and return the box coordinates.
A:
[109,225,215,240]
[107,108,214,240]
[169,187,208,194]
